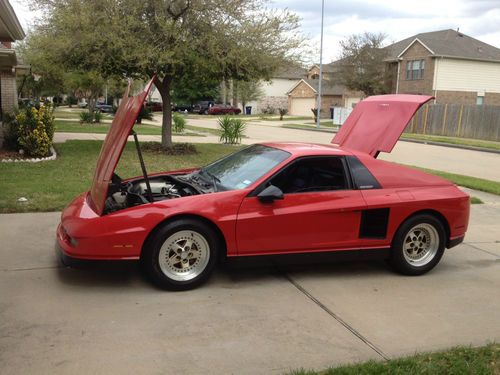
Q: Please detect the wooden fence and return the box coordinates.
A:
[406,104,500,141]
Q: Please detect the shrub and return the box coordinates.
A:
[172,112,186,133]
[93,111,103,123]
[2,112,21,151]
[65,96,78,107]
[15,104,55,157]
[136,106,153,124]
[311,108,318,122]
[278,108,288,120]
[218,116,246,144]
[79,111,94,124]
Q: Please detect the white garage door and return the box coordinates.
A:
[290,98,316,116]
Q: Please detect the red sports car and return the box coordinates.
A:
[57,78,470,290]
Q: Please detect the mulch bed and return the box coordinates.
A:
[140,142,198,155]
[0,150,28,160]
[0,149,51,161]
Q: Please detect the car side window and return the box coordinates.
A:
[269,157,349,194]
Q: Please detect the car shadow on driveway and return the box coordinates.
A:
[54,250,391,291]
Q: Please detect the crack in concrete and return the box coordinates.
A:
[464,242,500,259]
[284,273,390,361]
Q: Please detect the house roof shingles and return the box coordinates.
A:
[385,29,500,62]
[302,79,345,96]
[274,65,307,79]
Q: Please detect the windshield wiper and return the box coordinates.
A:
[200,168,220,192]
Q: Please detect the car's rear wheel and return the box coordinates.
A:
[142,219,219,290]
[389,214,445,275]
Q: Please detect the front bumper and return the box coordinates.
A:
[57,192,148,261]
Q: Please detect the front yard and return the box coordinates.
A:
[0,141,240,213]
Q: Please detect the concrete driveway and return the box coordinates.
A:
[1,189,499,375]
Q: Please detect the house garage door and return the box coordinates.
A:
[290,98,315,116]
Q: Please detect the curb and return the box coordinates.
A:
[281,125,500,154]
[400,138,500,155]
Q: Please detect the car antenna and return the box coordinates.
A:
[130,129,154,203]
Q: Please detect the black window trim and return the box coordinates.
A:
[248,155,354,197]
[345,156,382,190]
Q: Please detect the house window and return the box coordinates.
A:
[406,59,425,80]
[476,95,484,105]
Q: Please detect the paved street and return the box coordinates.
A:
[0,190,499,374]
[54,115,500,181]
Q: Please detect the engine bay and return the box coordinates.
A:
[104,173,200,214]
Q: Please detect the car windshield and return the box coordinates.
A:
[199,145,290,190]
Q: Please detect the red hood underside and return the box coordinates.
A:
[88,78,155,215]
[332,94,433,157]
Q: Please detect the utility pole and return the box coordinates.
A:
[316,0,325,128]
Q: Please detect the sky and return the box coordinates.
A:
[9,0,500,63]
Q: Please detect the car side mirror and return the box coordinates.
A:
[257,185,284,203]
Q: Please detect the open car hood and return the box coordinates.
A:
[332,94,433,157]
[89,78,155,215]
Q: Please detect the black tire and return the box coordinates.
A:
[141,219,220,291]
[389,214,446,276]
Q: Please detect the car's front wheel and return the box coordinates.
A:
[142,219,219,290]
[389,214,446,276]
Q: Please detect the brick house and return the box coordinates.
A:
[287,62,363,117]
[0,0,25,148]
[385,29,500,105]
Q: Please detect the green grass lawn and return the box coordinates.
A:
[53,108,87,119]
[55,121,203,137]
[0,141,240,213]
[289,343,499,375]
[471,196,484,204]
[406,165,500,195]
[402,133,500,151]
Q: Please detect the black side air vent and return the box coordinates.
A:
[360,208,390,239]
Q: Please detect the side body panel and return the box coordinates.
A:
[236,190,366,256]
[357,153,470,243]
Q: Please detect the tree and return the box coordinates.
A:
[29,0,304,148]
[338,32,389,96]
[235,80,264,112]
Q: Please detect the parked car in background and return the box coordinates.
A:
[95,102,114,113]
[208,104,241,115]
[192,100,215,114]
[18,98,38,107]
[78,100,88,108]
[173,103,192,112]
[146,101,163,112]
